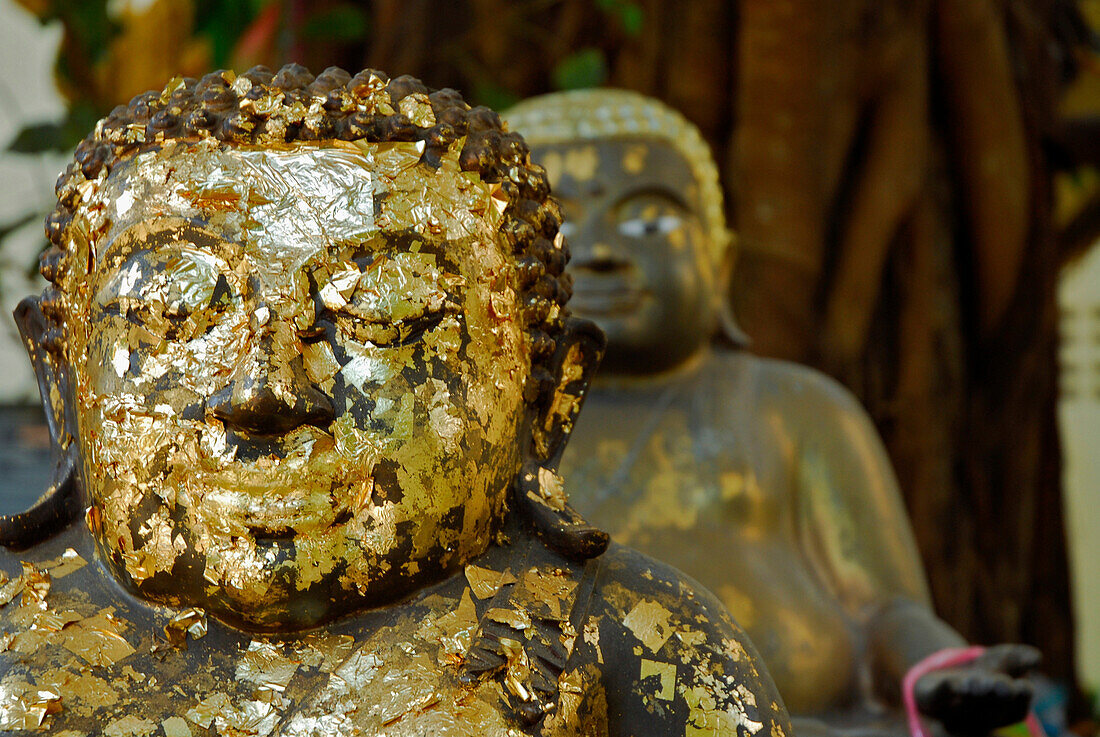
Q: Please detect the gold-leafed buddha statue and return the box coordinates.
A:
[506,89,1039,737]
[0,66,793,736]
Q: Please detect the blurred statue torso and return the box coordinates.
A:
[505,90,933,724]
[560,351,929,714]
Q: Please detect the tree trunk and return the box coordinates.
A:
[733,0,1081,702]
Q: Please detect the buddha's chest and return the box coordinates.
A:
[561,395,791,544]
[0,548,592,736]
[0,604,542,737]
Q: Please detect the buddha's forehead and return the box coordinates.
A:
[531,136,698,207]
[95,139,509,283]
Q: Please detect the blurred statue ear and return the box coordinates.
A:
[529,317,605,468]
[2,297,82,549]
[715,243,751,348]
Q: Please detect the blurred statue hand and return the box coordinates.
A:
[914,644,1041,735]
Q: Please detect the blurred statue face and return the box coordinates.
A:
[532,137,718,375]
[62,139,529,629]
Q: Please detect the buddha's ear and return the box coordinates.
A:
[715,240,751,348]
[528,317,605,469]
[520,316,609,561]
[14,296,75,449]
[1,297,82,549]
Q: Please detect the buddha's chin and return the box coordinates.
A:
[145,556,370,632]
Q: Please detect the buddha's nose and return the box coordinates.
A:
[206,328,334,436]
[571,241,632,276]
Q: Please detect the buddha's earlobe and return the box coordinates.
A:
[716,245,752,348]
[514,460,609,561]
[518,317,609,560]
[528,317,605,467]
[14,295,74,448]
[0,297,82,549]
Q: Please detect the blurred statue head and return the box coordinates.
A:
[506,89,744,375]
[11,65,603,630]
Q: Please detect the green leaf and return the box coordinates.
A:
[596,0,644,36]
[8,103,98,153]
[619,3,643,35]
[472,80,520,112]
[552,48,608,91]
[301,4,369,42]
[195,0,266,67]
[8,124,65,154]
[55,0,116,65]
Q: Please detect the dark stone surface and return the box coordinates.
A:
[0,404,53,516]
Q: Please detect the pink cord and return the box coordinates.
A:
[902,646,1046,737]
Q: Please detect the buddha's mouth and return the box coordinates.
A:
[570,275,648,316]
[199,485,349,538]
[189,426,370,539]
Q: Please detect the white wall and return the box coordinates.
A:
[1059,246,1100,694]
[0,0,67,403]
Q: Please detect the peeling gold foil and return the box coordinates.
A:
[463,565,516,600]
[163,608,207,648]
[236,640,300,693]
[622,599,674,653]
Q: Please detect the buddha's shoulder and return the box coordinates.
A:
[584,542,766,651]
[708,349,868,419]
[571,542,790,735]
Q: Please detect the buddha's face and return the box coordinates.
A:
[532,137,717,374]
[60,139,530,629]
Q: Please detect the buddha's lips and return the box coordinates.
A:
[569,277,647,316]
[199,485,347,537]
[187,448,363,537]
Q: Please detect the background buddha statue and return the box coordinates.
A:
[506,89,1040,737]
[0,64,792,737]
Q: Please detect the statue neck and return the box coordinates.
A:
[592,343,714,392]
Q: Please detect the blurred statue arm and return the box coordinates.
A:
[790,367,930,611]
[787,368,968,696]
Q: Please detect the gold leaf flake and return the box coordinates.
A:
[298,633,355,672]
[21,564,50,608]
[564,145,598,181]
[43,549,87,579]
[583,620,603,664]
[486,606,532,632]
[463,564,517,600]
[329,262,362,298]
[639,659,676,700]
[164,608,207,648]
[104,715,157,737]
[0,575,22,608]
[499,638,532,701]
[214,700,279,737]
[0,683,61,730]
[61,619,136,667]
[318,282,347,311]
[185,692,231,728]
[398,93,436,128]
[512,566,578,621]
[536,467,567,511]
[433,589,477,665]
[162,716,192,737]
[622,599,675,653]
[236,640,300,693]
